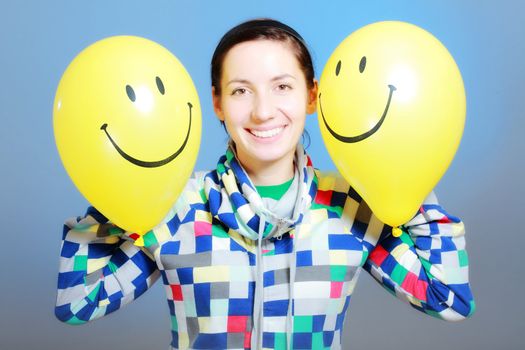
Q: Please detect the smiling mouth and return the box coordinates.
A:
[248,126,285,138]
[100,102,193,168]
[319,84,396,143]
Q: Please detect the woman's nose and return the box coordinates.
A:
[251,93,275,121]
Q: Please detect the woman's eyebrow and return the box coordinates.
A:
[226,78,251,86]
[271,74,297,81]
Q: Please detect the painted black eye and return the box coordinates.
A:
[359,56,366,73]
[335,60,342,76]
[126,85,136,102]
[156,76,165,95]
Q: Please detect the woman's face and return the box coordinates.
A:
[213,39,317,172]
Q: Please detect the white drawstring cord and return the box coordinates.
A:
[285,229,297,350]
[251,216,266,350]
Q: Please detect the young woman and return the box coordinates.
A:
[55,19,475,350]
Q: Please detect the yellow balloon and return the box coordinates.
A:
[318,21,465,227]
[54,36,201,234]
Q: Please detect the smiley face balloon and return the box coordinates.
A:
[54,36,201,234]
[318,21,465,227]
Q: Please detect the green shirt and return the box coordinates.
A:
[255,178,294,200]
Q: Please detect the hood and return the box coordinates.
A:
[203,141,317,241]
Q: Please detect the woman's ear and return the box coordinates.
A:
[212,86,225,121]
[306,79,318,115]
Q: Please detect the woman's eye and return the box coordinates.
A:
[232,88,247,95]
[277,84,291,91]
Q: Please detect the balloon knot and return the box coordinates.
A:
[392,227,403,237]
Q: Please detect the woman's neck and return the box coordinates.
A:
[236,150,295,186]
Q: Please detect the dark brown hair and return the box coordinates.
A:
[211,18,315,95]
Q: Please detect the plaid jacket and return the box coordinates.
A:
[56,145,475,349]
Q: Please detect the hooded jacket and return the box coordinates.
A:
[56,144,475,349]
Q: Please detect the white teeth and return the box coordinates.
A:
[250,127,284,138]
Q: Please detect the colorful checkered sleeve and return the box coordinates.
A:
[363,192,475,321]
[55,207,160,324]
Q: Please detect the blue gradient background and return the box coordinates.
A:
[1,1,523,349]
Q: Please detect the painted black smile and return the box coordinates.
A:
[100,102,193,168]
[319,84,396,143]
